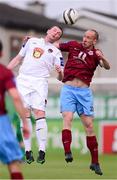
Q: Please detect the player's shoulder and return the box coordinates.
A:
[69,40,80,46]
[69,40,78,44]
[48,43,61,53]
[92,47,100,55]
[28,37,41,43]
[22,37,42,48]
[63,40,79,46]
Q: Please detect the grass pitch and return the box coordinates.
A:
[0,149,117,179]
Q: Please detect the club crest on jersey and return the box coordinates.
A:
[48,49,53,53]
[33,47,44,58]
[88,51,93,55]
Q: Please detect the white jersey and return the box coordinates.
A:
[18,37,63,78]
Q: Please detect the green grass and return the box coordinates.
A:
[0,149,117,179]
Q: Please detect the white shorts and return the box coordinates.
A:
[16,74,48,111]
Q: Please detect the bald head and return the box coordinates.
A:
[82,29,99,49]
[88,29,99,41]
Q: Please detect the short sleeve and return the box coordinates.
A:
[4,69,16,90]
[18,39,30,57]
[54,51,64,68]
[59,41,70,52]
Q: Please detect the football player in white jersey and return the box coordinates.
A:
[8,26,64,164]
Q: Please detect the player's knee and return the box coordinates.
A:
[85,123,94,134]
[36,119,47,130]
[33,110,45,118]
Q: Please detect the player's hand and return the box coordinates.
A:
[22,121,30,139]
[55,65,62,73]
[95,49,104,59]
[96,49,110,69]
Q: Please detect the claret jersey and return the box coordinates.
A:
[19,38,64,78]
[0,64,16,115]
[59,41,100,86]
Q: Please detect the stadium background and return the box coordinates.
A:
[0,0,117,179]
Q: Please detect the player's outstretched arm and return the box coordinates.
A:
[96,49,110,70]
[8,87,30,139]
[99,58,110,70]
[55,64,63,81]
[7,54,23,70]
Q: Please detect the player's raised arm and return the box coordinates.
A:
[7,36,30,70]
[8,87,30,139]
[7,54,23,70]
[96,49,110,70]
[55,64,63,81]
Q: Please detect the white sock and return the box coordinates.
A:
[20,117,32,152]
[35,118,48,152]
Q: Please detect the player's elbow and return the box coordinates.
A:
[105,64,110,70]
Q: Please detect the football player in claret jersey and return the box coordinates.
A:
[8,26,64,164]
[0,41,29,179]
[58,29,110,175]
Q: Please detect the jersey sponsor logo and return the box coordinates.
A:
[33,47,44,58]
[88,50,93,55]
[75,51,87,64]
[32,42,37,44]
[78,52,86,61]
